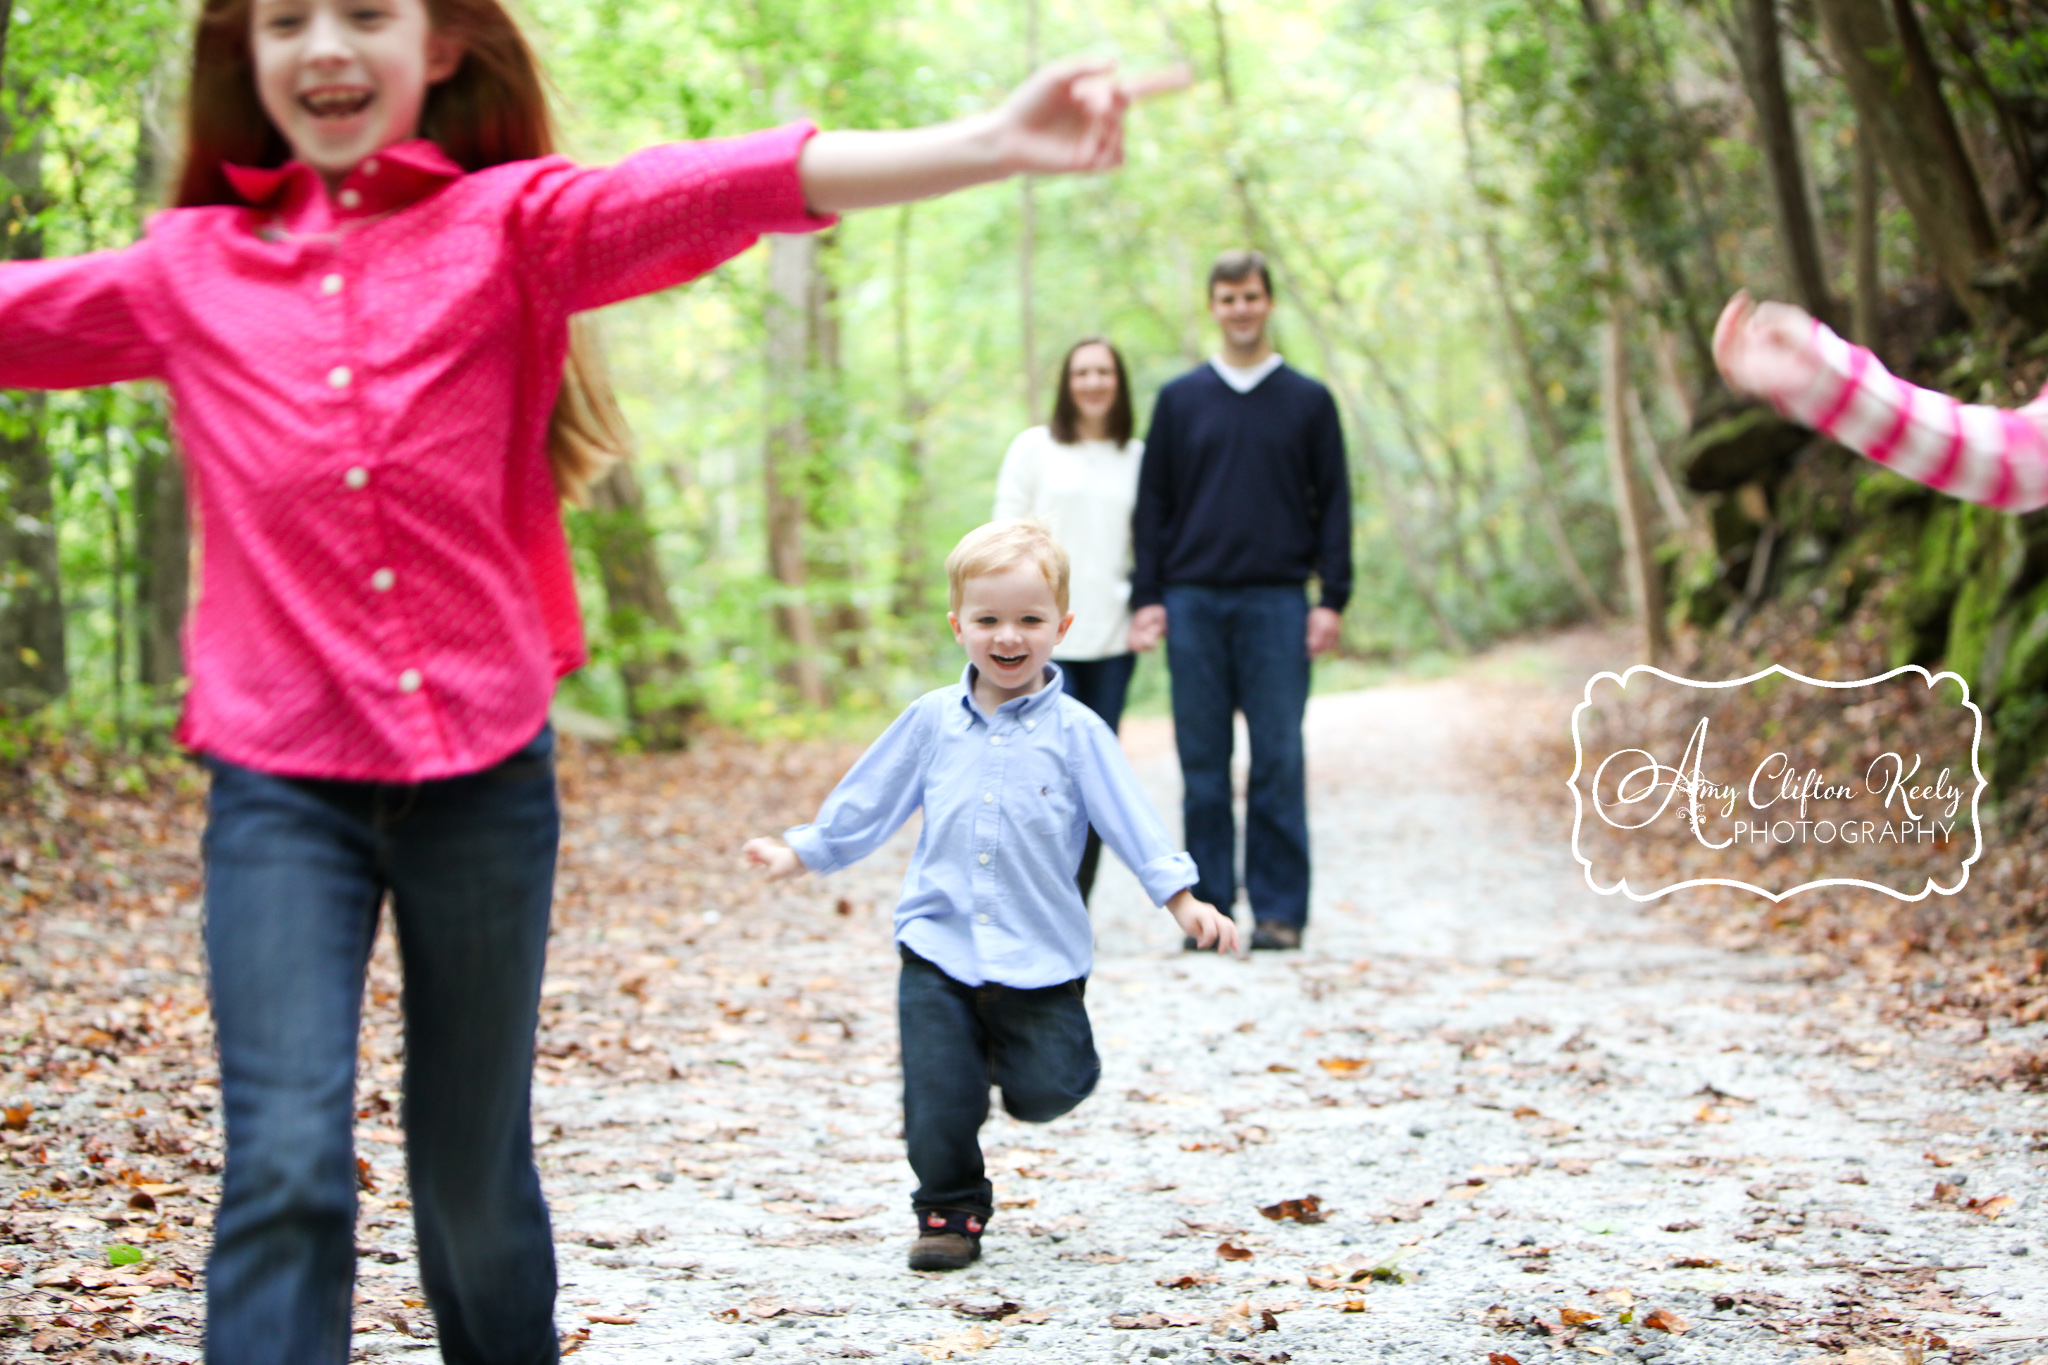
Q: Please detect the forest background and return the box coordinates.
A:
[3,0,2047,770]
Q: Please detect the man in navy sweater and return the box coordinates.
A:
[1130,250,1352,950]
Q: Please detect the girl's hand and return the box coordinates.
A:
[798,60,1187,214]
[1713,290,1822,404]
[1128,604,1168,653]
[995,60,1191,176]
[742,837,804,881]
[1168,887,1239,954]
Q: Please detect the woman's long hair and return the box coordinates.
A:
[1048,336,1134,447]
[175,0,628,503]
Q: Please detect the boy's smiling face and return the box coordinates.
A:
[949,560,1073,711]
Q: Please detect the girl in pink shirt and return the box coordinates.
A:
[1714,291,2048,510]
[0,0,1181,1357]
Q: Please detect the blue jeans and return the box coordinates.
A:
[1163,584,1312,928]
[200,727,561,1365]
[897,948,1098,1221]
[1058,653,1137,900]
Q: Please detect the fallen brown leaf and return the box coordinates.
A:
[1158,1273,1221,1289]
[1966,1193,2014,1218]
[1218,1241,1255,1261]
[811,1204,880,1222]
[1317,1057,1369,1075]
[1643,1307,1688,1334]
[584,1313,637,1326]
[1340,1295,1366,1313]
[2,1104,29,1131]
[914,1325,998,1359]
[1488,1356,1524,1365]
[1558,1307,1600,1325]
[1258,1195,1325,1224]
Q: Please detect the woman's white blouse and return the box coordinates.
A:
[992,425,1143,661]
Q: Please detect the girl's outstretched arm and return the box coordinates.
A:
[797,59,1188,214]
[1714,290,2048,513]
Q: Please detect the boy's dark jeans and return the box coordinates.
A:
[897,948,1100,1221]
[1162,583,1312,928]
[200,727,560,1365]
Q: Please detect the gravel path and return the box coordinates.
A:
[471,656,2048,1365]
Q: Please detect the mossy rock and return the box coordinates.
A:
[1996,577,2048,701]
[1681,407,1813,493]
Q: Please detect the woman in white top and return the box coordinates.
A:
[993,337,1144,901]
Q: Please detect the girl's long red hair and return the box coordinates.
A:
[176,0,627,502]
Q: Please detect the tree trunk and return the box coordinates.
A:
[891,206,930,623]
[801,233,867,676]
[1732,0,1836,321]
[1852,123,1883,348]
[1577,0,1717,383]
[1602,306,1670,665]
[764,231,828,709]
[587,461,699,748]
[1813,0,1997,320]
[133,432,186,689]
[0,106,66,714]
[1019,0,1041,423]
[1206,0,1266,246]
[132,85,187,690]
[1452,49,1613,622]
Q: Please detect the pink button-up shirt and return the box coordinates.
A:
[0,125,829,782]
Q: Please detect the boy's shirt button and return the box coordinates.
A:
[988,735,1002,745]
[977,853,990,865]
[977,913,992,925]
[983,791,994,804]
[1025,720,1035,730]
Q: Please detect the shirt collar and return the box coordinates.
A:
[1209,352,1285,393]
[223,139,465,227]
[955,661,1067,725]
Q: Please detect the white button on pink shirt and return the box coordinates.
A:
[0,125,832,781]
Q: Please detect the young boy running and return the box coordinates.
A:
[744,520,1238,1271]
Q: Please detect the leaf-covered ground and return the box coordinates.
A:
[2,630,2046,1363]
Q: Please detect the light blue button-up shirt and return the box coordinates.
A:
[784,663,1199,989]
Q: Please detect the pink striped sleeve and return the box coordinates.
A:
[1773,322,2048,513]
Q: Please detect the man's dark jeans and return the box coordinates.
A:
[200,727,561,1365]
[1059,652,1138,900]
[897,948,1099,1221]
[1163,584,1312,928]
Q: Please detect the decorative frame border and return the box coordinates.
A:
[1568,664,1986,903]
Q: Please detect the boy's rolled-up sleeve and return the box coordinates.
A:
[1066,706,1197,905]
[517,123,837,316]
[784,699,932,876]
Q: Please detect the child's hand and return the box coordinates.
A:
[1713,290,1822,404]
[995,59,1191,176]
[742,837,804,881]
[1167,888,1239,954]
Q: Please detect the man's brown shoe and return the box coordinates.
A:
[908,1230,981,1271]
[1250,921,1301,950]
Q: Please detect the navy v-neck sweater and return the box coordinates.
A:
[1131,363,1353,612]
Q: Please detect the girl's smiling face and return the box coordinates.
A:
[251,0,464,189]
[949,561,1072,710]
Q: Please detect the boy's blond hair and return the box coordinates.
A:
[945,520,1071,615]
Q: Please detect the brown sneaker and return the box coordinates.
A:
[908,1229,981,1271]
[908,1211,985,1271]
